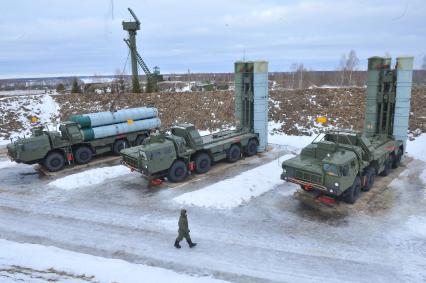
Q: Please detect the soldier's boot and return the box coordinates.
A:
[187,239,197,248]
[174,240,181,249]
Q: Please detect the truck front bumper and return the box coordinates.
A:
[121,160,161,180]
[281,174,340,196]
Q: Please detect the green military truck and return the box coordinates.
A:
[7,107,161,172]
[281,130,403,203]
[281,56,413,204]
[121,123,259,182]
[120,61,269,183]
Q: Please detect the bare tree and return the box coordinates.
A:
[422,55,426,70]
[346,50,359,86]
[296,64,306,89]
[289,63,298,89]
[338,50,359,86]
[339,53,347,86]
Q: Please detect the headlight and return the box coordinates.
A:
[330,189,334,193]
[334,182,339,187]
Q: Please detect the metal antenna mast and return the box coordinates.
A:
[122,8,141,93]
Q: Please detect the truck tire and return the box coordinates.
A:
[245,139,258,157]
[227,144,241,163]
[194,153,211,174]
[362,167,375,192]
[74,146,93,164]
[135,135,147,146]
[380,158,392,176]
[113,140,130,155]
[167,160,188,182]
[392,149,403,168]
[43,152,65,172]
[342,176,361,204]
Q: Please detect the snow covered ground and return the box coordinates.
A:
[174,154,294,209]
[0,124,425,282]
[0,239,229,283]
[0,94,60,139]
[48,165,132,190]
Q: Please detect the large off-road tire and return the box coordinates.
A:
[342,176,361,204]
[194,153,211,174]
[167,160,188,182]
[244,139,258,157]
[226,144,241,163]
[380,158,392,176]
[362,167,375,192]
[113,140,130,155]
[392,149,403,168]
[135,135,147,146]
[74,146,93,164]
[43,151,66,172]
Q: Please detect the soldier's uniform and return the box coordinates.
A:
[174,209,197,248]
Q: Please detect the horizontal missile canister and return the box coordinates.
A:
[82,117,161,141]
[69,107,159,129]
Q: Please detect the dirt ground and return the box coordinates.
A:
[1,87,425,140]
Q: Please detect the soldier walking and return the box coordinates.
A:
[174,209,197,249]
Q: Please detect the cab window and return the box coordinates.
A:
[323,163,339,176]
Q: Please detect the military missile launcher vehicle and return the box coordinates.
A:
[281,56,414,204]
[120,61,269,182]
[7,107,161,172]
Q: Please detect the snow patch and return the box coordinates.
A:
[0,239,228,283]
[0,160,17,169]
[48,165,131,190]
[405,216,426,238]
[407,134,426,162]
[174,155,294,209]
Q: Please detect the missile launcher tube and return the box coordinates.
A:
[82,117,161,141]
[70,107,159,128]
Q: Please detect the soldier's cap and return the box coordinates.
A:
[180,209,187,215]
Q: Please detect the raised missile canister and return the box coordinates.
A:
[69,107,159,128]
[82,117,161,141]
[364,56,391,137]
[393,56,414,150]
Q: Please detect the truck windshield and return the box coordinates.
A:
[323,163,339,176]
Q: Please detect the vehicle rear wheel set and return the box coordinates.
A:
[245,139,258,157]
[362,167,376,192]
[380,158,392,176]
[167,160,188,182]
[194,153,211,174]
[74,146,93,164]
[392,149,403,168]
[135,135,147,146]
[113,140,130,155]
[227,144,241,163]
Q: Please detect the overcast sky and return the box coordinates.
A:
[0,0,425,78]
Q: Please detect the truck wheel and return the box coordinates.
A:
[74,146,93,164]
[167,160,188,182]
[135,135,147,146]
[380,159,391,176]
[362,168,375,192]
[43,152,65,172]
[113,140,130,155]
[194,153,211,174]
[227,144,241,163]
[392,149,403,168]
[342,177,361,204]
[245,139,258,157]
